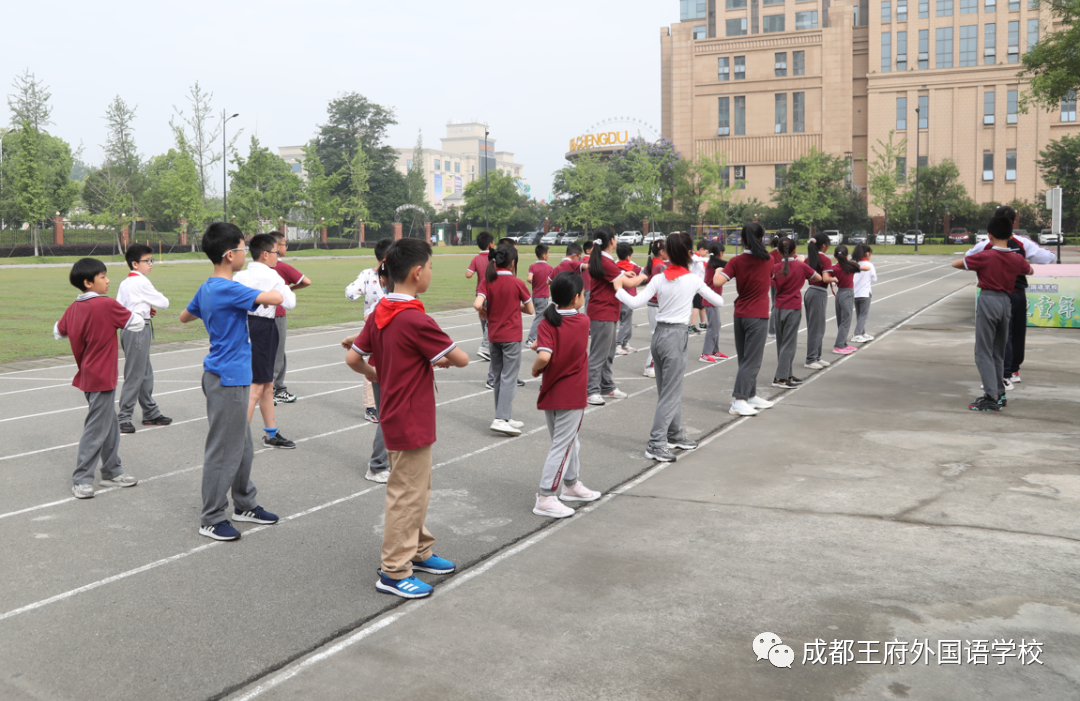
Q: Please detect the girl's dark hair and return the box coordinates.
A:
[833,244,860,274]
[770,236,781,250]
[665,231,691,269]
[485,243,518,283]
[588,226,617,280]
[742,222,769,260]
[70,257,107,290]
[707,242,724,272]
[778,237,798,277]
[543,271,584,328]
[646,239,667,276]
[852,243,872,261]
[385,238,432,283]
[806,232,829,271]
[374,237,393,262]
[376,260,393,293]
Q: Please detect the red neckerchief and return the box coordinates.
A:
[127,272,139,277]
[374,298,426,329]
[663,265,691,281]
[615,260,636,272]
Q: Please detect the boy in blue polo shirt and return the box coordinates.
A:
[180,223,284,541]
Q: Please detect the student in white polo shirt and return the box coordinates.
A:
[116,243,172,433]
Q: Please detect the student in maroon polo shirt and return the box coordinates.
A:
[803,232,834,370]
[54,258,144,499]
[346,238,470,600]
[465,231,495,361]
[270,232,312,403]
[829,245,866,356]
[771,237,822,389]
[525,243,554,347]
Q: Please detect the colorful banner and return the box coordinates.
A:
[434,173,442,206]
[1025,277,1080,328]
[455,176,462,192]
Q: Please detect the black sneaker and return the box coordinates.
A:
[771,378,791,388]
[119,422,136,434]
[262,433,296,449]
[698,322,708,330]
[234,506,279,525]
[274,389,297,403]
[141,415,172,426]
[199,520,241,541]
[687,325,700,335]
[998,395,1008,408]
[517,379,526,387]
[787,376,804,386]
[485,380,494,390]
[364,407,379,423]
[968,395,1002,412]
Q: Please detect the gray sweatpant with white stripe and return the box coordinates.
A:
[539,408,583,496]
[369,381,388,473]
[118,324,161,424]
[74,390,124,485]
[617,303,634,347]
[804,286,828,364]
[854,296,871,336]
[774,308,802,381]
[648,322,691,452]
[644,305,658,370]
[975,290,1012,401]
[732,317,768,400]
[200,372,258,527]
[527,297,549,344]
[587,320,618,396]
[834,288,855,349]
[490,341,521,420]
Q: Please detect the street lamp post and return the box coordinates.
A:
[0,128,12,234]
[484,128,490,233]
[914,107,921,253]
[222,112,239,223]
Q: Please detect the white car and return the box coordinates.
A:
[975,230,989,243]
[902,230,925,245]
[557,232,579,245]
[875,233,896,245]
[1039,229,1061,245]
[644,231,665,244]
[541,232,559,245]
[617,231,643,245]
[824,230,843,246]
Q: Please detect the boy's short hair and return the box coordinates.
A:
[535,243,549,258]
[271,231,286,242]
[582,240,594,254]
[70,257,108,291]
[125,243,153,270]
[566,242,582,257]
[987,216,1014,241]
[994,205,1017,223]
[202,223,245,264]
[476,231,493,250]
[715,242,726,253]
[385,238,432,283]
[498,237,516,248]
[374,237,393,262]
[696,239,709,251]
[250,233,278,260]
[616,242,634,260]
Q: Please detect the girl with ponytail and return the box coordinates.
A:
[474,244,533,436]
[802,231,835,370]
[828,245,872,355]
[529,271,600,518]
[699,242,729,363]
[850,244,877,343]
[642,238,668,377]
[584,226,647,405]
[713,223,776,416]
[770,237,822,389]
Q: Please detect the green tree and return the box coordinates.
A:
[10,123,49,255]
[83,96,144,248]
[617,141,664,228]
[866,130,908,236]
[700,154,745,226]
[1037,133,1080,231]
[896,159,972,234]
[406,129,427,207]
[7,69,52,131]
[299,144,343,243]
[228,136,302,233]
[771,147,848,231]
[341,140,373,239]
[0,129,78,229]
[462,170,524,234]
[1019,0,1080,113]
[144,131,207,241]
[554,153,613,233]
[170,81,240,203]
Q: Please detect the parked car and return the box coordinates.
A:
[824,230,843,246]
[875,232,895,245]
[777,228,798,241]
[975,230,989,243]
[947,228,970,244]
[644,231,665,245]
[540,232,559,245]
[848,230,868,244]
[616,230,643,245]
[726,231,743,245]
[516,232,540,245]
[1039,228,1062,245]
[902,230,925,245]
[557,231,579,245]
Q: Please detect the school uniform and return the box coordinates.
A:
[772,259,816,380]
[535,310,590,496]
[526,260,554,345]
[768,248,783,335]
[184,278,264,527]
[689,254,707,317]
[615,259,643,347]
[963,248,1033,400]
[853,260,878,336]
[585,253,625,397]
[356,299,389,474]
[803,253,832,364]
[116,271,169,424]
[720,254,773,400]
[234,262,297,384]
[271,260,304,394]
[345,266,386,410]
[477,270,532,421]
[701,260,725,356]
[54,293,143,486]
[617,267,723,454]
[467,250,491,354]
[353,294,458,580]
[830,263,857,349]
[643,259,665,371]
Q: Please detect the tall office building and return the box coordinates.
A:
[661,0,1078,218]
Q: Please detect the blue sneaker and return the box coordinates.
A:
[376,574,433,599]
[234,506,279,524]
[199,520,241,541]
[412,554,456,575]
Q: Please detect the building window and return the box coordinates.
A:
[984,91,996,124]
[735,55,746,79]
[734,96,746,135]
[936,0,953,15]
[693,25,707,39]
[881,33,892,72]
[918,156,929,167]
[775,52,788,76]
[455,162,460,173]
[983,152,994,180]
[1008,21,1019,63]
[1007,89,1018,123]
[795,11,818,29]
[897,157,907,181]
[763,14,786,32]
[984,23,996,64]
[936,27,954,68]
[727,0,747,7]
[434,159,441,170]
[775,93,788,133]
[719,57,730,81]
[793,92,805,132]
[1006,151,1017,180]
[764,0,784,5]
[959,25,977,66]
[918,95,929,128]
[734,166,747,189]
[718,97,730,135]
[681,0,708,19]
[727,18,748,35]
[406,159,413,171]
[960,0,977,11]
[1008,0,1019,9]
[793,50,806,75]
[919,29,929,69]
[1027,19,1038,52]
[985,0,995,9]
[919,0,929,17]
[882,1,892,21]
[897,31,908,70]
[897,96,907,129]
[720,166,730,187]
[897,0,908,19]
[775,164,787,188]
[1062,91,1077,122]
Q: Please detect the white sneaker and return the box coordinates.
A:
[507,419,524,429]
[747,395,775,409]
[804,362,824,370]
[862,333,875,341]
[533,494,574,518]
[587,394,606,406]
[851,335,866,343]
[99,473,138,488]
[490,419,522,436]
[604,389,628,399]
[644,366,655,378]
[71,483,94,499]
[560,481,601,502]
[729,399,760,416]
[1011,372,1021,383]
[1002,378,1014,391]
[615,346,630,356]
[818,359,832,367]
[364,468,389,484]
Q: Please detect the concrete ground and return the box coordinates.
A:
[0,256,1077,701]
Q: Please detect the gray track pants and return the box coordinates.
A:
[200,372,258,527]
[975,290,1011,401]
[527,297,549,344]
[582,289,590,316]
[733,317,768,400]
[854,296,871,336]
[834,288,855,349]
[648,322,690,452]
[804,286,828,364]
[479,316,489,354]
[490,341,521,420]
[539,408,583,496]
[369,381,388,473]
[118,324,161,424]
[769,286,778,336]
[644,305,658,370]
[74,390,124,485]
[617,303,634,347]
[587,319,618,396]
[273,316,288,391]
[774,308,802,380]
[702,305,721,356]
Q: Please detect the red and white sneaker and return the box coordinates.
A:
[1011,372,1022,383]
[698,354,720,364]
[712,351,730,359]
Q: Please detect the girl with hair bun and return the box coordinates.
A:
[770,237,822,389]
[802,232,835,370]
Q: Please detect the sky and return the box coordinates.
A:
[5,0,678,200]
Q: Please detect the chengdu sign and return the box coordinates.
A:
[569,131,629,152]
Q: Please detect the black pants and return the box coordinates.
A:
[1002,289,1027,376]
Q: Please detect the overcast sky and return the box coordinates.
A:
[5,0,677,200]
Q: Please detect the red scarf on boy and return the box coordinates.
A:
[374,298,426,329]
[615,259,636,273]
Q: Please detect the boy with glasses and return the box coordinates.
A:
[116,243,172,433]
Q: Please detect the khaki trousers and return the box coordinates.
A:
[382,445,435,579]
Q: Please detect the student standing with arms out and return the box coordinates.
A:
[235,234,297,449]
[346,237,394,423]
[802,232,834,370]
[768,236,783,338]
[614,242,643,355]
[688,240,709,334]
[347,238,471,599]
[530,271,601,517]
[642,239,668,378]
[55,258,144,499]
[115,243,171,434]
[952,216,1033,411]
[771,237,822,388]
[829,245,866,355]
[615,233,724,462]
[465,231,495,361]
[699,242,729,363]
[180,224,283,541]
[475,245,533,436]
[270,233,311,404]
[580,239,594,314]
[715,223,776,417]
[851,243,877,343]
[526,243,554,347]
